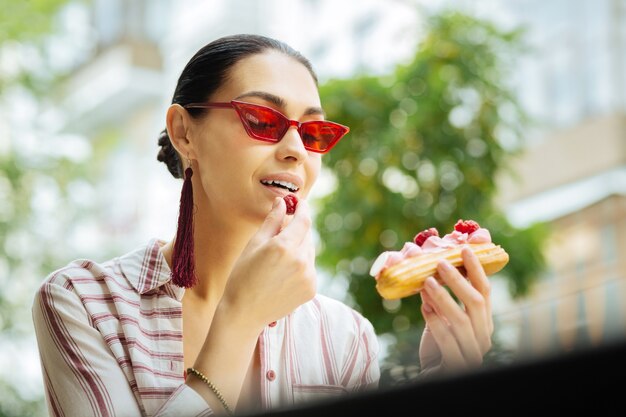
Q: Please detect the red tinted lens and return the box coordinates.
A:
[300,121,347,152]
[234,103,288,141]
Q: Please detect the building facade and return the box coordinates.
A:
[490,0,626,358]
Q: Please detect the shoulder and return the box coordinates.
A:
[33,249,135,306]
[36,258,112,292]
[34,238,167,298]
[31,258,113,326]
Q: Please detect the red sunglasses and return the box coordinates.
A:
[183,100,349,153]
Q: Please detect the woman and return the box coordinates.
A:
[32,34,493,417]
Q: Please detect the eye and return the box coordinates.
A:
[244,111,277,129]
[301,131,319,144]
[244,113,260,124]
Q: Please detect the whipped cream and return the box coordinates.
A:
[369,228,492,278]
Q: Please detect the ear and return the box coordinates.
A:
[166,104,197,161]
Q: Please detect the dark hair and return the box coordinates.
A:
[157,34,318,178]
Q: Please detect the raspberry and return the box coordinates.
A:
[454,219,480,234]
[413,227,439,247]
[284,194,298,215]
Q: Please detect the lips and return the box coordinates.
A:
[260,179,299,192]
[260,173,303,193]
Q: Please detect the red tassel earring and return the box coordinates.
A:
[171,165,197,288]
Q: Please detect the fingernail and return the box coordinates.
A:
[272,197,281,209]
[422,302,433,313]
[438,260,452,272]
[426,276,438,290]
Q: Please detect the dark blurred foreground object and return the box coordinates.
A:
[245,339,626,416]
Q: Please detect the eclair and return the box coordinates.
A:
[370,220,509,300]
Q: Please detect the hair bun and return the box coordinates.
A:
[157,129,183,179]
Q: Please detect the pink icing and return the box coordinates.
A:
[369,227,492,279]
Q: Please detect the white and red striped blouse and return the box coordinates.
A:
[32,238,381,417]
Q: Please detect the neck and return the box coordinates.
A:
[192,215,257,301]
[162,208,260,306]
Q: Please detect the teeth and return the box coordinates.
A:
[261,179,299,192]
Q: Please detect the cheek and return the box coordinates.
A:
[195,122,248,169]
[194,134,250,194]
[304,156,322,195]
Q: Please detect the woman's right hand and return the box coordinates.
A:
[220,196,317,332]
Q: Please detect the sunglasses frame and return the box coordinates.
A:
[183,100,349,153]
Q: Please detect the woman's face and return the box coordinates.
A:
[189,50,324,224]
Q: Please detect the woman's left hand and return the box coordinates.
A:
[418,246,493,375]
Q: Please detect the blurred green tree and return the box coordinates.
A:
[1,1,86,416]
[316,10,549,386]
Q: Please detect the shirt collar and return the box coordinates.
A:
[117,238,185,299]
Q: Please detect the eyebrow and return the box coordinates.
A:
[234,91,326,117]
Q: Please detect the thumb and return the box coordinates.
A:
[254,197,286,241]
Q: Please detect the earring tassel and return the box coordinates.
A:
[172,167,197,288]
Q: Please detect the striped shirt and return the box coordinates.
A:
[32,238,381,417]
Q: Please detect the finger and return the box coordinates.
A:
[420,298,466,369]
[420,290,449,326]
[420,291,434,319]
[437,260,493,357]
[437,255,493,336]
[278,198,312,246]
[424,276,483,365]
[437,258,493,346]
[461,247,493,342]
[462,247,493,326]
[436,258,482,305]
[252,197,286,242]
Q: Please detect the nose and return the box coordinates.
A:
[276,125,308,162]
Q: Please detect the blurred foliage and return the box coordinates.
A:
[1,1,83,416]
[317,10,549,383]
[0,137,97,332]
[0,0,80,329]
[0,380,48,417]
[0,0,83,95]
[0,0,70,40]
